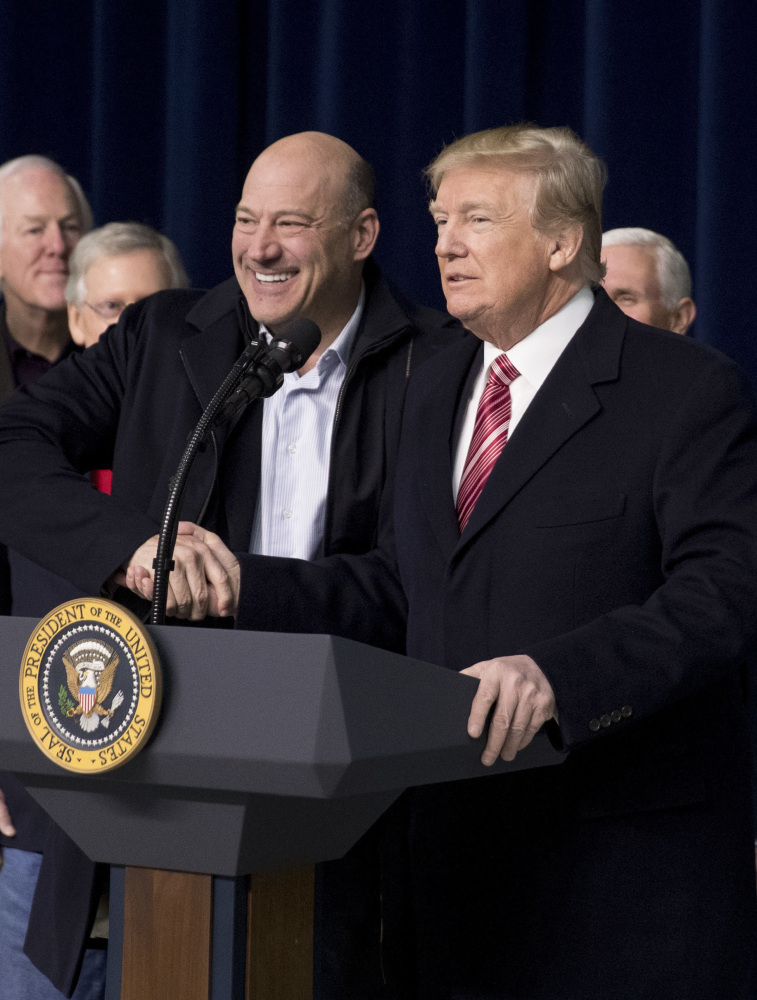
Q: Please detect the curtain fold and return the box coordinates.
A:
[0,1,754,381]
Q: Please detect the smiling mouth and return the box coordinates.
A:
[255,271,296,284]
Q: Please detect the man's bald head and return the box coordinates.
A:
[232,132,379,352]
[250,132,375,225]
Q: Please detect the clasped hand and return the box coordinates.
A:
[462,654,558,766]
[113,522,240,620]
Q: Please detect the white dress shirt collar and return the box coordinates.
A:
[482,284,595,389]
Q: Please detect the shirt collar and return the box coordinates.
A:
[258,281,366,372]
[482,285,594,391]
[321,281,365,368]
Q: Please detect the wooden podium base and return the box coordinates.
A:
[116,866,314,1000]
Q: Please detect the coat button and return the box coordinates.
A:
[589,718,600,732]
[621,705,632,718]
[600,714,611,727]
[611,710,621,723]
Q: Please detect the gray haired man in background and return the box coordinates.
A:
[602,226,696,334]
[66,221,188,349]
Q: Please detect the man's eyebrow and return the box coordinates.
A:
[233,205,314,220]
[20,213,80,223]
[428,199,498,215]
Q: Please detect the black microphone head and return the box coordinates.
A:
[274,318,322,372]
[286,318,321,358]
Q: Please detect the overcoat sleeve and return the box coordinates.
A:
[524,358,757,748]
[0,305,160,594]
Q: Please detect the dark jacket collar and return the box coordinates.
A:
[415,287,628,560]
[182,258,417,370]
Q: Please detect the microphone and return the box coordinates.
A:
[150,316,321,625]
[214,318,321,426]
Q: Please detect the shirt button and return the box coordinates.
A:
[600,714,611,728]
[288,444,297,455]
[611,710,621,723]
[621,705,633,718]
[589,718,600,732]
[282,508,292,519]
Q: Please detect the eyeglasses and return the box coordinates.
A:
[83,300,126,322]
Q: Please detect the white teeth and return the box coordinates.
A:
[255,272,295,283]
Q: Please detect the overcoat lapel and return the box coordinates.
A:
[416,333,482,559]
[454,291,626,553]
[176,301,251,525]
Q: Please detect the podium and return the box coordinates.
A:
[2,617,562,998]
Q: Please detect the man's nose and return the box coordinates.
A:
[245,223,281,261]
[435,224,465,259]
[43,223,67,256]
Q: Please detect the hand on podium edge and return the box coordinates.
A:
[462,654,558,767]
[112,521,240,620]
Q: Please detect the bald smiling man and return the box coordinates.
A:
[0,131,461,997]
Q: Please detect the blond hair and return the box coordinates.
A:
[426,124,607,285]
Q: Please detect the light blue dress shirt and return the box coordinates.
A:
[249,285,366,559]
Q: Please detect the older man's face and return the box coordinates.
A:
[601,243,674,330]
[0,166,84,314]
[232,148,360,341]
[68,249,172,348]
[431,167,554,349]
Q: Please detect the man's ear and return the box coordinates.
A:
[670,297,696,335]
[67,302,87,347]
[352,208,380,261]
[548,226,584,273]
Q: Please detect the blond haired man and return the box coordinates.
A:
[212,124,757,998]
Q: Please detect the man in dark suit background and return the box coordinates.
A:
[0,155,104,1000]
[136,124,757,999]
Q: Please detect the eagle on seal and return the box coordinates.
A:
[63,638,124,733]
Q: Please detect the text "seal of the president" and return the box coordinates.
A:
[19,598,162,773]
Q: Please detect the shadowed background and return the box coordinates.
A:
[0,0,755,380]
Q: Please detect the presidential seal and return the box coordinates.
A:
[19,598,162,773]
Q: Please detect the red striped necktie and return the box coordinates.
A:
[457,353,520,532]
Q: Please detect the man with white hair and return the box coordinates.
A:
[602,226,696,334]
[0,219,189,1000]
[0,156,92,613]
[0,155,92,393]
[0,155,105,999]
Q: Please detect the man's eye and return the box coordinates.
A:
[99,302,124,318]
[235,216,256,227]
[277,220,305,229]
[25,227,43,235]
[63,222,82,234]
[434,218,447,228]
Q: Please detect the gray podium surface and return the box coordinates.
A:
[1,617,563,875]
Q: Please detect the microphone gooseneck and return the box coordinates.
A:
[150,317,322,625]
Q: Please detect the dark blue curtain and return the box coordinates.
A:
[1,1,755,381]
